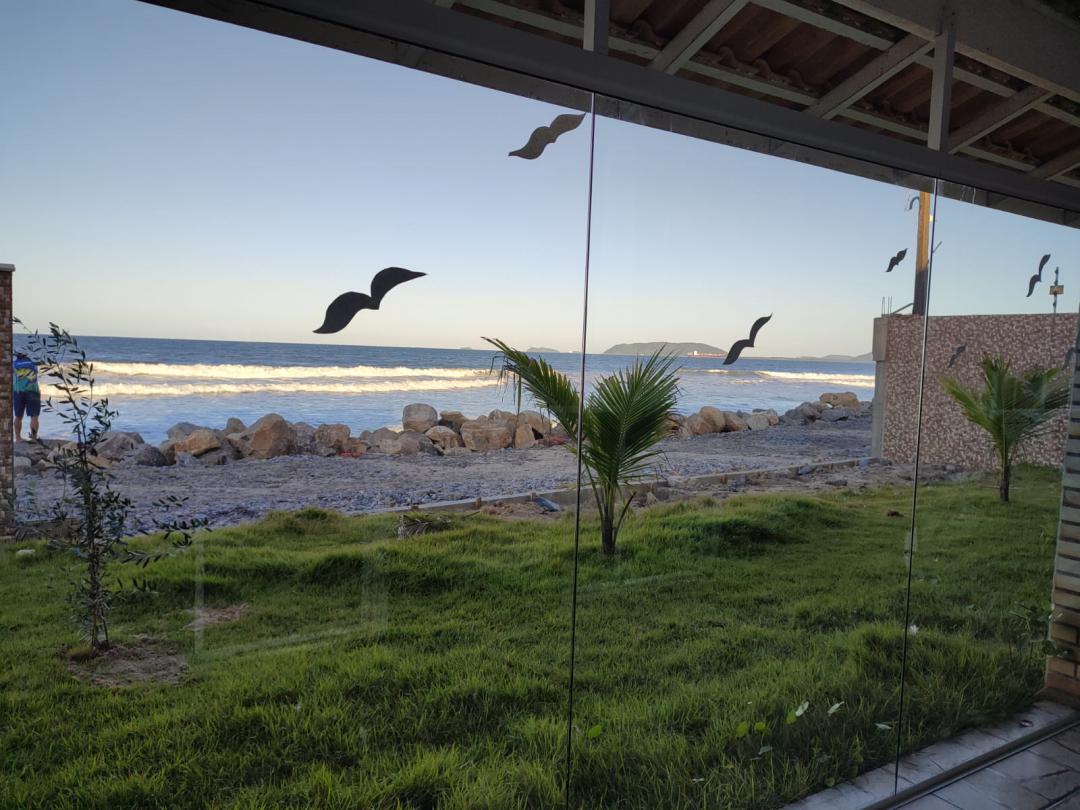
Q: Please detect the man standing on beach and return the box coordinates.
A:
[13,351,40,441]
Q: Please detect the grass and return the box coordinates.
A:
[0,467,1061,809]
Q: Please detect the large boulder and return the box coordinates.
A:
[175,428,221,457]
[166,422,201,441]
[665,413,691,438]
[460,417,513,452]
[292,422,317,454]
[782,401,822,425]
[743,411,773,430]
[487,409,518,432]
[439,411,467,432]
[95,431,145,462]
[224,417,246,435]
[314,423,351,453]
[821,406,853,423]
[517,410,551,436]
[398,430,438,456]
[723,411,748,432]
[342,437,369,456]
[402,403,438,433]
[158,439,178,465]
[425,425,463,451]
[514,423,538,449]
[684,412,714,436]
[697,406,728,433]
[230,413,297,459]
[820,391,860,409]
[129,444,169,467]
[369,427,403,454]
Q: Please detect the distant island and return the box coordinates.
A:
[793,351,873,362]
[604,341,726,357]
[527,346,562,353]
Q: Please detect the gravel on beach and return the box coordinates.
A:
[16,418,872,529]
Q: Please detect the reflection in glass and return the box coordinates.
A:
[897,186,1080,786]
[563,100,931,808]
[2,5,595,805]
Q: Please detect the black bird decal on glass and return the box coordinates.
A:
[1027,254,1051,298]
[313,267,426,334]
[947,344,966,369]
[906,196,918,211]
[886,249,908,273]
[723,314,772,365]
[509,113,586,160]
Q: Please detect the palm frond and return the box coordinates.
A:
[483,338,581,437]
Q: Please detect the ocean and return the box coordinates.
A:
[16,336,875,442]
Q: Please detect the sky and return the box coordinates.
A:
[2,0,1078,358]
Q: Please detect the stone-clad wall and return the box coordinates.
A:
[877,313,1077,468]
[0,266,12,530]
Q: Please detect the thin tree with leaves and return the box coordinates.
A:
[486,338,679,554]
[942,356,1069,502]
[18,321,206,649]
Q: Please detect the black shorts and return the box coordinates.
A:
[14,391,41,418]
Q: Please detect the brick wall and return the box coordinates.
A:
[876,313,1077,468]
[0,265,12,530]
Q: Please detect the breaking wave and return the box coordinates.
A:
[92,362,489,380]
[44,378,499,397]
[705,369,873,388]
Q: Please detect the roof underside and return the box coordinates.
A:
[139,0,1080,227]
[452,0,1080,187]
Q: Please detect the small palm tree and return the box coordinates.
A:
[942,356,1069,502]
[486,338,680,554]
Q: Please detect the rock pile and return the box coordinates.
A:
[14,403,570,473]
[668,406,780,438]
[780,392,872,425]
[668,391,871,438]
[14,392,870,475]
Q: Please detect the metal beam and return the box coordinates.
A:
[401,0,456,65]
[649,0,749,74]
[1031,143,1080,180]
[804,33,930,119]
[947,84,1054,153]
[136,0,1080,220]
[583,0,609,55]
[927,12,955,152]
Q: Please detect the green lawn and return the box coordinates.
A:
[0,467,1061,809]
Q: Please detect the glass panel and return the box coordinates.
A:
[565,98,931,808]
[897,186,1080,783]
[2,4,592,806]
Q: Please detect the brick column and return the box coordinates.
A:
[0,264,13,532]
[1047,309,1080,701]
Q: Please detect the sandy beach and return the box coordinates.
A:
[16,415,873,529]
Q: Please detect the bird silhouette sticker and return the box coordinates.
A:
[313,267,426,334]
[947,344,966,369]
[723,314,772,365]
[1027,254,1051,297]
[886,249,908,273]
[509,113,586,160]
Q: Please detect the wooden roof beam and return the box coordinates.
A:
[947,84,1054,153]
[831,0,1080,104]
[804,33,930,119]
[1031,143,1080,180]
[649,0,751,74]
